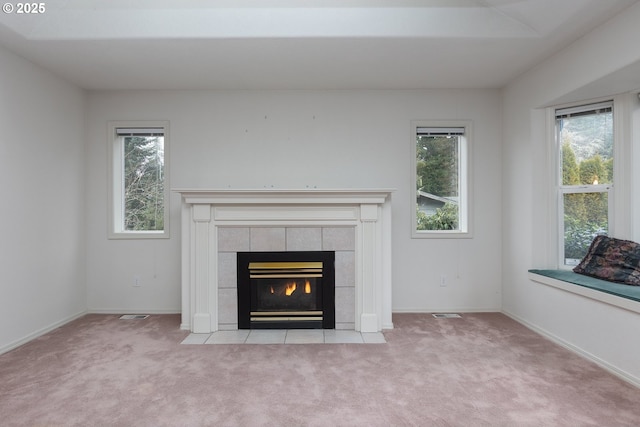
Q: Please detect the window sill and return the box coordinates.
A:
[412,230,473,239]
[528,270,640,315]
[108,231,169,240]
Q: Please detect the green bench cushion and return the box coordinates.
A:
[529,269,640,303]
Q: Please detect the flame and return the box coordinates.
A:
[285,282,297,296]
[305,280,311,294]
[270,286,275,294]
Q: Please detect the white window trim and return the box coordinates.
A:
[547,94,632,268]
[411,120,473,239]
[107,120,170,240]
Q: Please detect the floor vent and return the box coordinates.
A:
[432,313,462,319]
[119,314,150,320]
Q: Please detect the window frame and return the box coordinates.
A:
[557,185,613,266]
[549,97,627,268]
[411,120,473,239]
[107,120,170,240]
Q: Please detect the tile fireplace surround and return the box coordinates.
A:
[175,189,393,334]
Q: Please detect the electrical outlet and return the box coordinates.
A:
[133,275,141,287]
[440,274,447,287]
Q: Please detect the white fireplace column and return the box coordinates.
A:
[175,189,394,334]
[190,203,216,333]
[358,203,383,332]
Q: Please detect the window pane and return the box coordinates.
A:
[416,134,460,231]
[124,136,165,231]
[563,192,608,265]
[558,108,613,186]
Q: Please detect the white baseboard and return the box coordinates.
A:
[87,308,181,315]
[502,310,640,389]
[0,310,87,356]
[392,308,501,314]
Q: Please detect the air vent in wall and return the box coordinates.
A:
[432,313,462,318]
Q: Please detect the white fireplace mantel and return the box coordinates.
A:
[175,188,394,333]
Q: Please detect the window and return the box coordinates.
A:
[555,102,613,265]
[108,121,169,239]
[412,121,472,238]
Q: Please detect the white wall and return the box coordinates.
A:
[0,45,86,352]
[502,2,640,385]
[84,89,503,315]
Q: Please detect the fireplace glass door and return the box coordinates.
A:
[238,252,335,329]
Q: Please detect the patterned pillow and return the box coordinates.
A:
[573,235,640,286]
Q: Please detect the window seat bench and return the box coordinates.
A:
[528,269,640,314]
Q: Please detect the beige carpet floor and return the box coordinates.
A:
[1,313,639,426]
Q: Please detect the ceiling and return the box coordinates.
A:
[0,0,638,90]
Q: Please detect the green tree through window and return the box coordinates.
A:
[123,135,165,231]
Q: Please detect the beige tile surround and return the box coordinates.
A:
[217,226,356,331]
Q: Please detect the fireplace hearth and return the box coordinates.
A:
[237,251,335,329]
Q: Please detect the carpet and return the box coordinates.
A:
[1,313,639,426]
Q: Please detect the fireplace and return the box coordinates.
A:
[175,188,393,333]
[237,251,335,329]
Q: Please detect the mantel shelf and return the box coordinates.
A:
[173,188,394,205]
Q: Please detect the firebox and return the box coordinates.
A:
[237,251,335,329]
